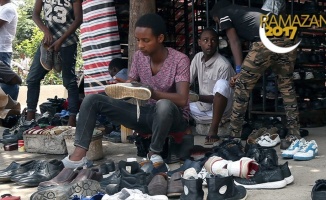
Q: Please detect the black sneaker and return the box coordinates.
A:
[234,167,287,189]
[118,160,149,194]
[214,138,245,161]
[280,162,293,185]
[311,179,326,200]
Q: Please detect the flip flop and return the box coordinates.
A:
[205,135,220,145]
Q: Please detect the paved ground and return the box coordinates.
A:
[0,125,325,200]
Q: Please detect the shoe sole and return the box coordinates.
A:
[40,44,53,71]
[285,175,294,185]
[281,154,294,159]
[167,192,182,197]
[235,179,287,189]
[31,179,101,200]
[105,84,151,100]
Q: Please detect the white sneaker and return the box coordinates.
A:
[197,167,208,186]
[293,140,318,161]
[204,156,230,176]
[305,72,314,80]
[227,157,259,179]
[293,72,301,80]
[61,156,92,169]
[105,83,151,100]
[256,133,281,147]
[102,188,168,200]
[281,138,306,159]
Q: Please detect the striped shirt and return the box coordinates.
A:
[43,0,79,47]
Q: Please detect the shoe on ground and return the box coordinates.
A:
[256,133,281,147]
[0,160,36,182]
[148,173,168,196]
[227,157,259,179]
[197,167,208,186]
[293,140,318,161]
[183,167,198,180]
[30,179,101,200]
[167,171,183,198]
[38,167,80,190]
[280,134,299,150]
[62,156,93,169]
[16,160,64,187]
[311,179,326,200]
[204,156,230,176]
[53,52,62,73]
[234,167,287,189]
[105,83,151,100]
[40,43,54,71]
[281,138,306,159]
[280,162,294,185]
[102,188,168,200]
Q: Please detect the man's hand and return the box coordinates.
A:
[230,73,240,88]
[43,30,54,46]
[49,39,63,52]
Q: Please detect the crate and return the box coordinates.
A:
[64,129,104,161]
[23,133,67,154]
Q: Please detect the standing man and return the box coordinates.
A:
[24,0,82,127]
[0,0,18,100]
[210,0,301,140]
[189,27,235,145]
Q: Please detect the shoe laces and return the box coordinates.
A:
[298,141,312,152]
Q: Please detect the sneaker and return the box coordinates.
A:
[102,188,168,200]
[40,43,54,71]
[183,167,198,180]
[279,162,294,185]
[204,156,230,176]
[234,167,287,189]
[311,179,326,200]
[293,72,301,80]
[256,133,281,147]
[53,52,62,73]
[280,134,299,150]
[281,138,306,159]
[61,156,93,169]
[105,83,151,100]
[293,140,318,161]
[148,173,168,196]
[305,71,314,80]
[227,157,259,179]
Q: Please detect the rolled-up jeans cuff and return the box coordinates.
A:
[73,143,89,151]
[149,146,161,154]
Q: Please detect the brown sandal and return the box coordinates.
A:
[205,135,220,145]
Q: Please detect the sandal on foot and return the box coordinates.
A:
[205,135,220,145]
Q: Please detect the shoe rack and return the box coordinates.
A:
[248,0,326,128]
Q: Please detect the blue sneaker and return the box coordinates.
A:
[281,138,306,159]
[293,140,318,161]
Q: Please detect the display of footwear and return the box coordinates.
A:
[256,133,281,148]
[30,179,101,200]
[281,138,306,159]
[105,83,151,100]
[0,160,36,182]
[293,140,318,161]
[227,157,259,179]
[16,160,64,187]
[234,167,287,189]
[180,168,204,200]
[311,179,326,200]
[40,43,54,71]
[207,175,247,200]
[167,171,183,198]
[53,52,62,73]
[148,173,168,196]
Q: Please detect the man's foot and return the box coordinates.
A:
[61,155,93,169]
[40,43,54,71]
[204,135,220,145]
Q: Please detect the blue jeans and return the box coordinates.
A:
[0,52,19,100]
[74,94,188,153]
[26,44,79,115]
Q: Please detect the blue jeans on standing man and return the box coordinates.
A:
[0,52,19,100]
[26,44,79,116]
[74,94,188,153]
